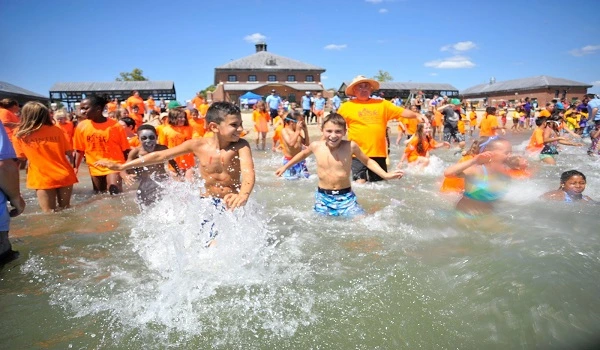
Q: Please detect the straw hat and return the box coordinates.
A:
[345,75,380,96]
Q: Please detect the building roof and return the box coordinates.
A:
[461,75,592,96]
[49,81,175,92]
[216,51,324,71]
[223,82,324,92]
[339,81,458,92]
[0,81,47,99]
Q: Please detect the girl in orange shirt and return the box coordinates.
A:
[398,123,449,169]
[158,108,195,179]
[253,101,270,150]
[12,102,78,212]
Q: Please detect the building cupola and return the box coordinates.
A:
[255,42,267,52]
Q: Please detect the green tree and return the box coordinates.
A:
[199,85,216,97]
[373,70,393,82]
[116,68,148,81]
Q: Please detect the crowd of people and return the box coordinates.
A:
[0,77,598,263]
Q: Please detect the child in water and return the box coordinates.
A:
[398,122,449,169]
[443,138,512,218]
[280,111,310,179]
[274,113,403,217]
[542,170,595,203]
[120,124,182,208]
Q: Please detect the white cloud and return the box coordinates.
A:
[321,75,329,80]
[429,72,438,76]
[591,80,600,85]
[379,8,388,13]
[441,41,476,52]
[424,56,475,69]
[244,33,267,44]
[569,45,600,56]
[324,44,347,50]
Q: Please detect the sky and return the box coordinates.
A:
[2,0,600,101]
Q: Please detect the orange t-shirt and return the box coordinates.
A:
[479,115,498,137]
[253,110,270,133]
[158,125,194,170]
[539,109,551,118]
[146,98,155,111]
[526,127,545,152]
[199,103,209,117]
[192,96,205,109]
[507,168,532,179]
[188,117,206,138]
[106,101,118,113]
[0,108,20,140]
[12,125,78,189]
[338,99,405,158]
[273,124,283,144]
[128,135,140,148]
[155,124,167,142]
[56,121,75,146]
[402,117,418,136]
[126,96,145,121]
[469,111,477,125]
[404,135,436,162]
[440,155,473,193]
[73,118,130,176]
[434,111,443,127]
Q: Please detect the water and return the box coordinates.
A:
[1,133,600,349]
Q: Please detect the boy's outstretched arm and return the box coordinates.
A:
[95,139,197,171]
[351,141,403,180]
[274,143,314,177]
[224,142,255,209]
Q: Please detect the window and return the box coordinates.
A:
[305,75,314,82]
[268,75,277,82]
[248,75,257,82]
[228,75,237,82]
[287,75,296,82]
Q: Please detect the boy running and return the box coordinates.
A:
[275,113,403,217]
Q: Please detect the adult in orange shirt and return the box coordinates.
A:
[73,95,130,194]
[106,98,119,113]
[126,90,145,120]
[129,105,143,129]
[158,108,195,179]
[337,75,424,183]
[0,98,21,141]
[479,106,504,137]
[12,102,78,212]
[253,101,270,150]
[188,108,206,138]
[146,95,156,113]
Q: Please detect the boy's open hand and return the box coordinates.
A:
[384,169,404,180]
[94,159,122,171]
[224,193,249,210]
[274,167,285,177]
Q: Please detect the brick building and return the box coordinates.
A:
[211,42,325,103]
[461,75,591,108]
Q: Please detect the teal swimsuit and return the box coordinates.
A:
[463,165,508,202]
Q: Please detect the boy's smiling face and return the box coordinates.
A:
[216,114,243,142]
[322,121,346,148]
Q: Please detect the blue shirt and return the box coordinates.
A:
[332,96,341,109]
[0,126,16,231]
[302,95,311,110]
[265,95,281,110]
[588,98,600,121]
[314,97,326,111]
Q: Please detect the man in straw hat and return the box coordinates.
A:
[338,75,425,183]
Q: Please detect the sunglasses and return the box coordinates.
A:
[140,135,156,141]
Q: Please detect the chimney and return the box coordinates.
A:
[489,77,496,84]
[255,42,267,52]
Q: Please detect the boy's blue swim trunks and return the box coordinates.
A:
[314,187,365,217]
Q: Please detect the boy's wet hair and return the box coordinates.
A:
[485,106,496,114]
[321,113,346,130]
[535,117,547,126]
[137,124,157,135]
[206,101,241,124]
[560,170,585,184]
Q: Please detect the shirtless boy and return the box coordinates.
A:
[280,111,310,179]
[275,113,403,216]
